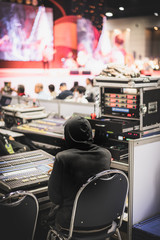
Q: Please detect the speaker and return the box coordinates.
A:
[82,70,91,75]
[70,70,79,75]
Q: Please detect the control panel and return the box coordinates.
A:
[0,150,54,193]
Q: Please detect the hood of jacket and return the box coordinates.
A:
[64,116,93,148]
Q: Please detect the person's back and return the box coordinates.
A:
[48,116,111,229]
[70,81,79,92]
[11,84,26,97]
[48,84,57,99]
[16,84,25,96]
[56,82,73,100]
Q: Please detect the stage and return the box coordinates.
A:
[0,68,94,98]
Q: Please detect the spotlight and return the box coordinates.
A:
[105,12,113,17]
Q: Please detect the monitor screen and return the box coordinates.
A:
[0,2,53,61]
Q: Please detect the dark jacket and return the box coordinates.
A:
[48,116,111,229]
[56,90,73,100]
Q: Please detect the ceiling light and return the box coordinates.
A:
[154,13,159,16]
[119,7,124,11]
[105,12,113,17]
[154,26,158,31]
[114,29,121,34]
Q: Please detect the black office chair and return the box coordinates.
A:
[47,169,129,240]
[0,190,39,240]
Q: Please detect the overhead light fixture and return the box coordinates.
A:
[119,7,124,11]
[32,0,38,6]
[114,29,121,34]
[154,26,158,31]
[126,28,131,32]
[105,12,113,17]
[154,12,159,16]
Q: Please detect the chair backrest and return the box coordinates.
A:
[0,190,39,240]
[69,169,129,238]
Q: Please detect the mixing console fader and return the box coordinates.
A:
[0,150,54,193]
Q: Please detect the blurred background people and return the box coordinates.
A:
[42,45,55,70]
[42,45,50,69]
[70,81,79,92]
[17,84,25,96]
[66,86,88,103]
[85,78,98,102]
[106,32,126,65]
[140,59,154,76]
[56,82,73,100]
[0,82,13,95]
[62,51,77,68]
[34,83,51,100]
[48,84,57,99]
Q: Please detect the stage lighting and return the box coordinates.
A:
[25,0,31,4]
[32,0,38,6]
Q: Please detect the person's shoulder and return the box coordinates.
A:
[64,90,73,96]
[92,144,111,156]
[66,90,73,93]
[56,149,76,160]
[58,90,73,100]
[56,92,65,99]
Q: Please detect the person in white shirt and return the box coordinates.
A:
[85,78,98,102]
[65,86,88,103]
[34,83,51,100]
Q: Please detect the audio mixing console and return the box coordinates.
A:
[0,150,54,193]
[11,118,66,148]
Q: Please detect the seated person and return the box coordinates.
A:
[56,82,73,100]
[48,84,57,99]
[48,116,111,230]
[65,86,88,103]
[17,85,26,96]
[85,78,98,102]
[12,84,26,96]
[70,81,79,92]
[0,82,13,95]
[34,83,51,100]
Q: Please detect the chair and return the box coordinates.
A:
[47,169,129,240]
[0,190,39,240]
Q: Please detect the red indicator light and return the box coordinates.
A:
[127,100,133,104]
[127,95,133,99]
[110,94,116,98]
[110,103,116,107]
[110,99,116,102]
[127,114,132,117]
[127,105,133,108]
